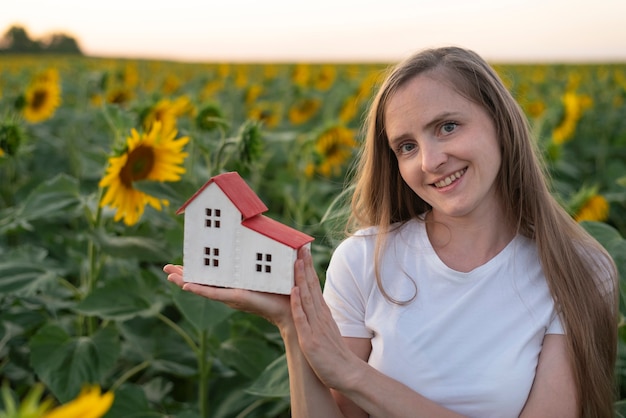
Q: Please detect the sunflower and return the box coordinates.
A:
[552,92,592,145]
[288,98,321,125]
[248,101,282,129]
[99,121,189,226]
[523,100,546,119]
[195,102,227,131]
[314,125,357,177]
[106,86,134,106]
[234,66,249,88]
[122,62,139,88]
[339,95,359,123]
[292,63,311,88]
[162,73,181,94]
[22,78,62,123]
[200,79,224,100]
[312,65,337,91]
[575,195,609,222]
[0,115,25,157]
[142,96,193,134]
[245,84,264,105]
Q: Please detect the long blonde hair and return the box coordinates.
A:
[349,46,618,417]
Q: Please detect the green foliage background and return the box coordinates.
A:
[1,55,626,417]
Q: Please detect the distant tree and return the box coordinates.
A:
[0,24,83,55]
[42,33,83,54]
[0,25,42,53]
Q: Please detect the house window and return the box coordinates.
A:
[204,247,220,267]
[205,208,221,228]
[255,252,272,273]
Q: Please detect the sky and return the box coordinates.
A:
[3,0,626,63]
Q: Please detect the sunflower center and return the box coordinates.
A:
[120,145,155,187]
[324,140,341,158]
[31,89,49,111]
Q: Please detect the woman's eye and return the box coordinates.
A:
[440,122,458,134]
[398,143,417,154]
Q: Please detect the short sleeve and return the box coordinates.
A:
[323,236,374,338]
[546,310,564,335]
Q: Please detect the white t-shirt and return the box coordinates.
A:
[323,219,563,418]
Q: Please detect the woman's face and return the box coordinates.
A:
[384,72,502,223]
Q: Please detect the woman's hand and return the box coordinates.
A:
[163,264,293,329]
[290,247,361,390]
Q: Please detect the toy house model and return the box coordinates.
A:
[176,172,314,294]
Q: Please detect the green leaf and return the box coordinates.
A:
[118,318,197,377]
[615,399,626,417]
[92,229,170,262]
[245,354,289,398]
[9,174,82,230]
[0,246,62,295]
[170,282,234,332]
[102,384,162,418]
[611,241,626,282]
[582,221,626,279]
[29,324,120,403]
[75,277,163,321]
[581,221,624,249]
[218,337,277,379]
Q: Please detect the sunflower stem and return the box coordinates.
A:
[198,330,211,418]
[82,188,104,336]
[99,103,123,145]
[235,398,269,418]
[110,360,151,392]
[213,138,237,174]
[157,312,200,356]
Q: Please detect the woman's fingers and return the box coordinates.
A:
[163,264,184,286]
[292,258,315,327]
[291,248,354,389]
[295,247,327,317]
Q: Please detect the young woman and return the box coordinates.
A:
[164,46,618,417]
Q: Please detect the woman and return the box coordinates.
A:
[164,46,617,417]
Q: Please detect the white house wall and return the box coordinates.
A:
[238,226,296,294]
[182,183,241,288]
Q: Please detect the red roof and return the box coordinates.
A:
[242,215,314,249]
[176,172,268,218]
[176,171,314,248]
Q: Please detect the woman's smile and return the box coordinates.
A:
[432,167,467,189]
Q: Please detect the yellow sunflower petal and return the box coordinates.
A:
[43,386,113,418]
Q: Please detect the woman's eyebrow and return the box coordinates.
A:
[387,111,462,145]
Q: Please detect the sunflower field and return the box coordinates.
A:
[1,55,625,417]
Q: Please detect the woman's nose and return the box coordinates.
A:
[420,142,448,172]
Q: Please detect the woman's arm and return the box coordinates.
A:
[280,322,346,417]
[519,334,578,417]
[330,337,371,418]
